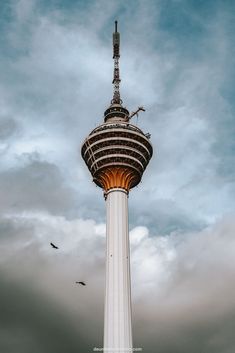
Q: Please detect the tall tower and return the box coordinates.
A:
[81,21,152,352]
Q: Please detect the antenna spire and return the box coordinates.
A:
[111,21,122,105]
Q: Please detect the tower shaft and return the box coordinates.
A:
[104,188,132,352]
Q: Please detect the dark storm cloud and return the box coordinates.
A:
[0,155,77,215]
[1,212,235,353]
[0,117,18,140]
[0,117,20,156]
[0,273,88,353]
[129,196,206,235]
[0,212,106,352]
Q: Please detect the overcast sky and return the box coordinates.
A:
[0,0,235,352]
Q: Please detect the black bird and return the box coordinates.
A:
[50,242,58,249]
[76,281,86,286]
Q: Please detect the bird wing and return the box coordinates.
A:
[50,242,58,248]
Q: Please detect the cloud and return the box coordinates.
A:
[132,216,235,352]
[0,211,105,352]
[0,0,235,352]
[0,273,88,353]
[0,154,77,215]
[1,211,235,352]
[0,117,18,140]
[0,0,234,229]
[0,114,21,157]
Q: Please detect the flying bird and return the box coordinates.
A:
[50,242,58,249]
[76,281,86,286]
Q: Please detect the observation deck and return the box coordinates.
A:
[81,20,152,193]
[81,111,153,192]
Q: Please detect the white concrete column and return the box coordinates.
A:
[104,188,133,353]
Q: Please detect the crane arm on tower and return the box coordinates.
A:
[128,106,146,121]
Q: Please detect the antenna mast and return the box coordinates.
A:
[111,21,122,105]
